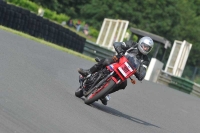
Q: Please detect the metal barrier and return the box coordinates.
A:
[191,83,200,97]
[157,70,200,97]
[169,76,193,94]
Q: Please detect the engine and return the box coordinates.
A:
[83,72,99,90]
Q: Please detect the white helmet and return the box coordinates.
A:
[138,36,154,55]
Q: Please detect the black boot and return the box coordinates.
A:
[134,71,143,81]
[100,95,110,105]
[78,64,99,77]
[100,97,108,105]
[78,68,90,77]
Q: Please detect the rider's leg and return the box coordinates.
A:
[78,57,115,77]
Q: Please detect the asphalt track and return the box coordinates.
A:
[0,29,200,133]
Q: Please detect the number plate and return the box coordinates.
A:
[118,62,133,77]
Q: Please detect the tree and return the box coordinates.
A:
[29,0,59,11]
[174,0,200,66]
[79,0,145,29]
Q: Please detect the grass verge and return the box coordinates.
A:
[0,25,95,62]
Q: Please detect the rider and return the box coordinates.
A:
[78,36,154,105]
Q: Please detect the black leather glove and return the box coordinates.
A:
[112,55,119,62]
[134,64,147,81]
[112,54,123,62]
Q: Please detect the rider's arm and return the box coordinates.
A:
[141,55,150,68]
[113,40,137,54]
[135,55,150,81]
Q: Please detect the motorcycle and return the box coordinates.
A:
[75,54,140,105]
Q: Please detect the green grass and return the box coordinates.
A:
[0,25,95,62]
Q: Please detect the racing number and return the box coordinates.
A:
[118,62,133,77]
[121,65,129,73]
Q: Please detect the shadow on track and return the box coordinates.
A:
[91,102,160,128]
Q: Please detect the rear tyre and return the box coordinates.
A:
[75,87,83,98]
[84,79,115,105]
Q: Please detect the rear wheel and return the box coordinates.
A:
[75,87,83,98]
[84,79,115,105]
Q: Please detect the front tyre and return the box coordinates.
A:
[84,79,115,105]
[75,87,83,98]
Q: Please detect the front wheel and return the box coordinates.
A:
[84,79,116,105]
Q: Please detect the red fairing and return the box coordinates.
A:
[106,56,137,82]
[111,77,118,83]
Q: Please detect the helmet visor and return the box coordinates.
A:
[141,42,152,52]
